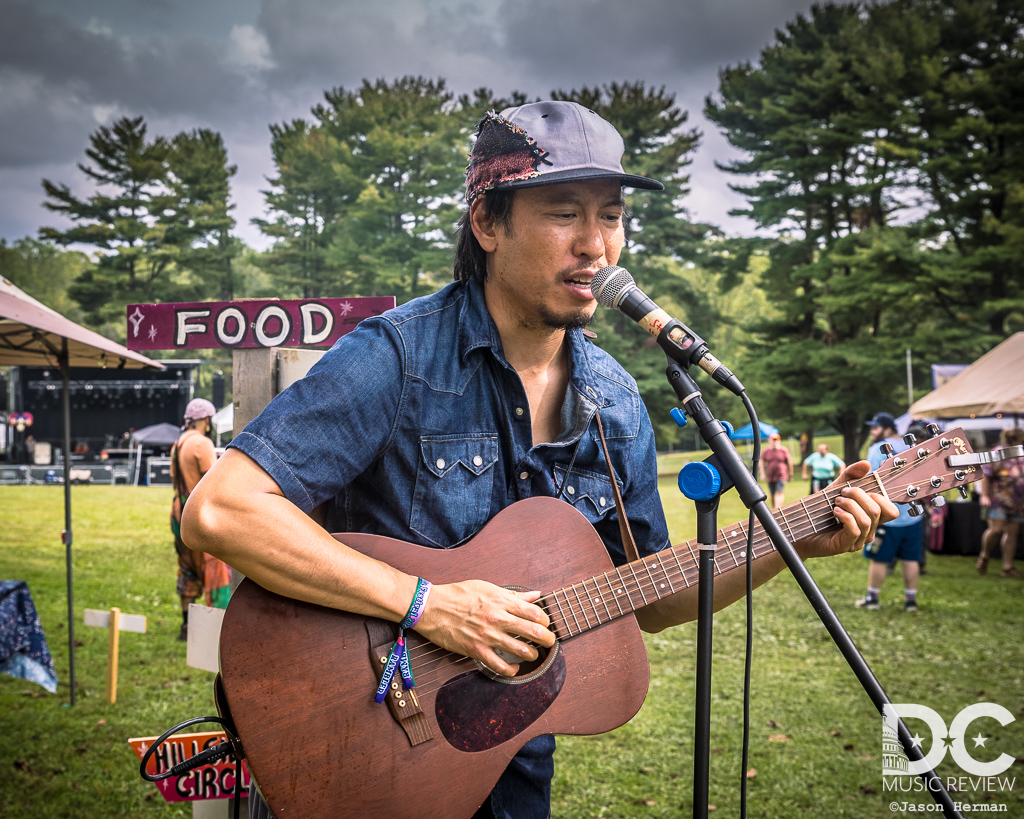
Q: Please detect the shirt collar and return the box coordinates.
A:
[456,276,608,408]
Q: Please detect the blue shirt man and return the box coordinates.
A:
[856,413,924,613]
[183,101,891,819]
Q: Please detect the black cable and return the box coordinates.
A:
[139,714,245,817]
[738,392,761,819]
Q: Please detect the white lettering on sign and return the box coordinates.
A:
[300,302,334,345]
[215,306,247,346]
[254,304,291,347]
[175,310,211,346]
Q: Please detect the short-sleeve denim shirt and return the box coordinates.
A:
[229,276,670,818]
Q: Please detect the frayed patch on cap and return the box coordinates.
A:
[465,111,550,203]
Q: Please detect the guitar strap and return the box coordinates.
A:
[593,411,641,564]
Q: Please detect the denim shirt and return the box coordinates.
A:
[230,276,670,819]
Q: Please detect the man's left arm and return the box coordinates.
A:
[635,460,896,633]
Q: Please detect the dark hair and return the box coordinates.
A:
[452,188,516,283]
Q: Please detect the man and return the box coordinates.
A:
[855,412,923,612]
[183,101,892,819]
[758,433,793,508]
[803,442,845,495]
[170,399,231,640]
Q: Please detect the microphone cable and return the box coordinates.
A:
[738,392,761,819]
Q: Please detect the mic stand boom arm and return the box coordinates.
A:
[663,357,963,819]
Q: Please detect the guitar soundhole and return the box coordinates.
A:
[435,643,566,752]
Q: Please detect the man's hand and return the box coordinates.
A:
[414,581,556,678]
[794,460,898,560]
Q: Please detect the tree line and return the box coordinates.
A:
[2,0,1021,460]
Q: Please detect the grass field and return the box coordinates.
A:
[1,472,1022,818]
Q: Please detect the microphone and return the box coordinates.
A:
[591,265,744,395]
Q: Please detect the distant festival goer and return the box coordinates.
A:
[170,399,230,640]
[759,433,793,508]
[803,443,845,495]
[977,427,1024,579]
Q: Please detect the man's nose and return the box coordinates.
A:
[573,215,606,259]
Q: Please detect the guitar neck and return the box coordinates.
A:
[541,474,883,640]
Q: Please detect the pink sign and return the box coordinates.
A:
[129,731,250,802]
[126,297,396,351]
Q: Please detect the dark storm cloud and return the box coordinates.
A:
[0,1,262,166]
[0,0,825,244]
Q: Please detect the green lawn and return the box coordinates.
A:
[1,479,1021,817]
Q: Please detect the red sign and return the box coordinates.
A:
[129,731,250,802]
[126,297,396,351]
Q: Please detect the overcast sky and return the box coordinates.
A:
[1,0,826,251]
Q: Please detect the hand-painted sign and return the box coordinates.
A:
[126,297,396,351]
[128,731,250,802]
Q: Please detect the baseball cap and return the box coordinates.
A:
[465,100,664,204]
[183,398,216,424]
[865,412,896,430]
[769,433,781,440]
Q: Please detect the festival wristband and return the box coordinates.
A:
[374,579,431,703]
[400,578,432,630]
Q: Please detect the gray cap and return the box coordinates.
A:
[466,100,664,203]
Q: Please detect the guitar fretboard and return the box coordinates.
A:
[540,474,881,640]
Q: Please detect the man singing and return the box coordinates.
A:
[183,100,893,819]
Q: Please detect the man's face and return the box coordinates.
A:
[869,424,885,443]
[479,178,625,333]
[817,444,828,456]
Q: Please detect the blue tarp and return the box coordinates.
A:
[730,421,779,441]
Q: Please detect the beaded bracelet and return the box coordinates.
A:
[374,579,432,704]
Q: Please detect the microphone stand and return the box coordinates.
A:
[661,351,963,819]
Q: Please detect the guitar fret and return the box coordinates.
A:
[569,584,593,630]
[777,504,796,542]
[720,530,740,570]
[561,589,583,636]
[658,558,675,596]
[611,567,627,614]
[671,547,691,588]
[587,576,613,623]
[799,496,818,533]
[627,562,648,607]
[548,591,571,638]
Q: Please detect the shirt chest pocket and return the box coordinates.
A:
[553,464,619,525]
[410,434,500,547]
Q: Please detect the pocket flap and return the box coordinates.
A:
[553,465,618,518]
[420,435,499,478]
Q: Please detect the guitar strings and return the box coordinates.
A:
[393,452,969,695]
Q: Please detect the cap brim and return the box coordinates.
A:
[496,167,664,192]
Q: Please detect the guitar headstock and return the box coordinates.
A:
[874,427,984,509]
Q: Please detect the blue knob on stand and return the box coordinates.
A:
[678,461,722,502]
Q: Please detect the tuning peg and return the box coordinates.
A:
[957,486,970,499]
[880,442,895,458]
[907,501,925,517]
[931,496,946,508]
[926,423,941,437]
[903,433,917,446]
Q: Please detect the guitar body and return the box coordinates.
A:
[218,497,651,818]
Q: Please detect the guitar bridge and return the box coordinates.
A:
[366,620,433,747]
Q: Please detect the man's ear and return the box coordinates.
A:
[469,197,499,253]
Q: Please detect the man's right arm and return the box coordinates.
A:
[182,449,554,675]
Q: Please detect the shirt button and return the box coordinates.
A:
[472,455,483,467]
[566,486,575,495]
[514,407,524,417]
[436,459,446,470]
[519,471,529,480]
[599,497,607,507]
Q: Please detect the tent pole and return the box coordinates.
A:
[60,340,76,706]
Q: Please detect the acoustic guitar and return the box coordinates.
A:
[218,428,983,818]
